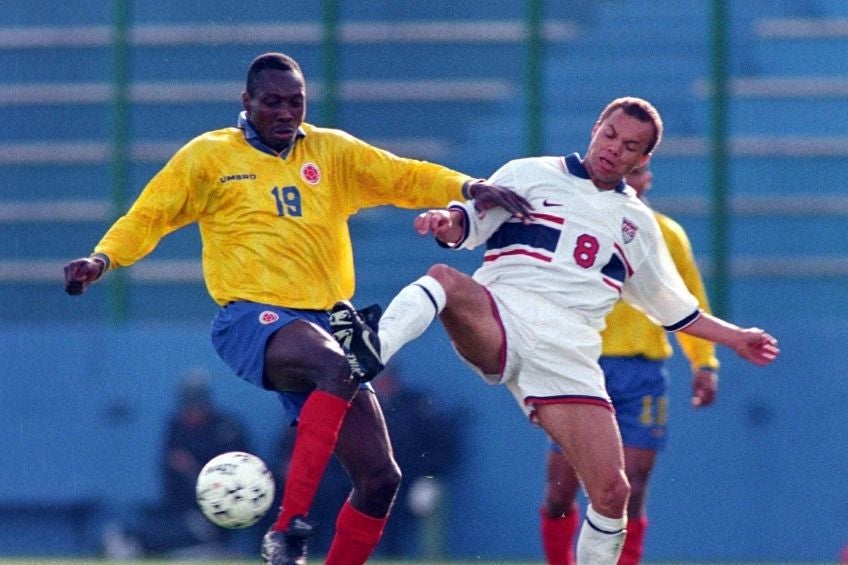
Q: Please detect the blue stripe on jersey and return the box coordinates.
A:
[601,253,627,283]
[664,309,702,331]
[486,221,560,253]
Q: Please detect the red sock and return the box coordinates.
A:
[540,503,579,565]
[273,390,350,531]
[618,515,648,565]
[324,500,387,565]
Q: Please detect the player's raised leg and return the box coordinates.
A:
[336,263,504,379]
[427,264,506,375]
[537,403,630,565]
[376,272,449,364]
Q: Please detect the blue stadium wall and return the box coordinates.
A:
[2,0,848,561]
[5,218,848,561]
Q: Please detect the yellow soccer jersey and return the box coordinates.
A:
[600,210,720,372]
[94,121,473,309]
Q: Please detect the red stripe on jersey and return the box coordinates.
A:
[602,277,623,293]
[484,248,553,263]
[529,212,565,224]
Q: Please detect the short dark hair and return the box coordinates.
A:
[597,97,663,155]
[245,52,303,96]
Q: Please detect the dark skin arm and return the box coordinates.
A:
[468,180,534,221]
[63,181,531,295]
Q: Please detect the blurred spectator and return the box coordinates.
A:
[106,368,253,559]
[268,364,467,560]
[372,365,467,558]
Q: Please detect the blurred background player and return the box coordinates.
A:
[539,159,720,565]
[272,363,467,561]
[106,369,252,559]
[371,364,466,559]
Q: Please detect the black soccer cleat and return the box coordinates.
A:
[329,301,385,382]
[261,515,313,565]
[358,303,383,332]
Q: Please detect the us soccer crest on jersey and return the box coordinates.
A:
[621,218,639,244]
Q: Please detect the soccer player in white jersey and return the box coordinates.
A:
[331,97,780,564]
[540,159,720,565]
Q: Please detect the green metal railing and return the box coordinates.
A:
[109,0,131,323]
[709,0,730,318]
[525,0,544,157]
[106,0,731,322]
[321,0,340,127]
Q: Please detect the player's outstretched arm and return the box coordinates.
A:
[682,313,780,366]
[468,180,533,221]
[63,256,106,295]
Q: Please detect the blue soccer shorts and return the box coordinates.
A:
[211,301,371,425]
[601,355,669,451]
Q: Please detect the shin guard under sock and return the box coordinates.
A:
[324,500,387,565]
[273,391,350,531]
[576,505,627,565]
[378,275,446,363]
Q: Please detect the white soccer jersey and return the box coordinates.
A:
[449,153,700,332]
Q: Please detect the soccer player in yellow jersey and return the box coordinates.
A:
[63,52,530,565]
[539,159,719,565]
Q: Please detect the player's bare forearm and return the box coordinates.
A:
[414,209,465,245]
[683,313,779,366]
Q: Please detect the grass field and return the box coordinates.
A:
[0,558,830,565]
[0,561,546,565]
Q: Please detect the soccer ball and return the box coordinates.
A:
[196,451,276,529]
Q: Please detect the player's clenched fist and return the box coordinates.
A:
[63,257,105,295]
[414,209,455,237]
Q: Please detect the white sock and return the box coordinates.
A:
[378,275,447,363]
[576,505,627,565]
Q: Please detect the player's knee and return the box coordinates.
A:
[356,461,402,507]
[314,355,359,397]
[296,346,358,397]
[426,263,457,287]
[590,474,631,516]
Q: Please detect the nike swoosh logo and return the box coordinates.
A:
[543,199,562,207]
